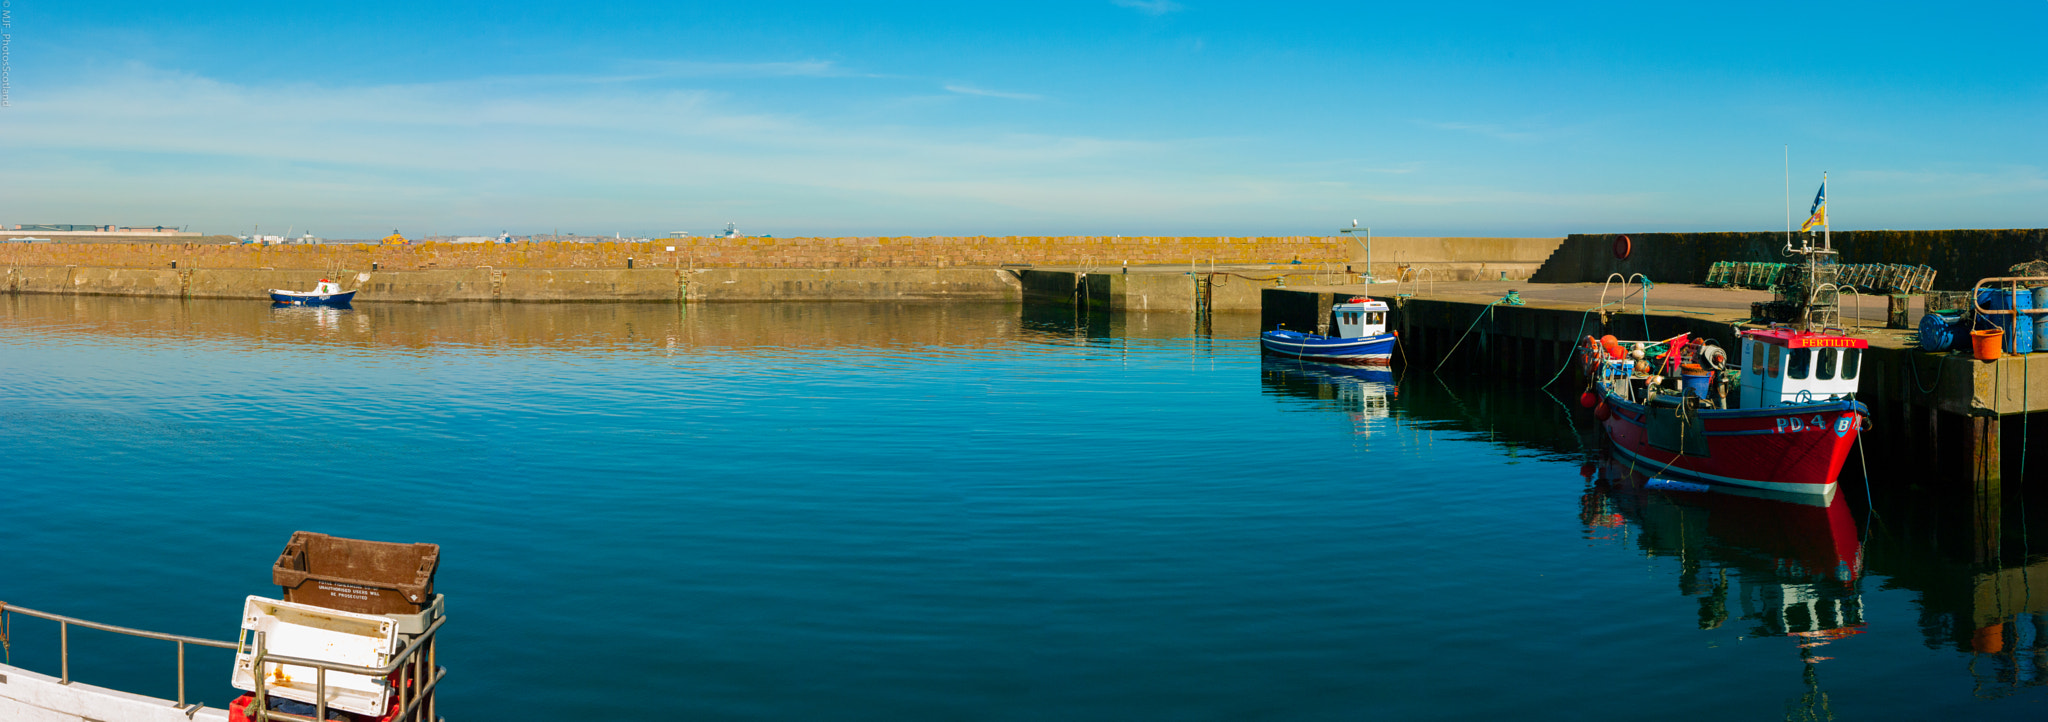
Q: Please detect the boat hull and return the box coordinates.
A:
[268,290,357,306]
[1598,390,1865,497]
[1259,331,1395,365]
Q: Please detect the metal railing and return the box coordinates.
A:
[1970,276,2048,319]
[248,614,444,722]
[0,601,443,722]
[0,601,237,714]
[1396,267,1436,297]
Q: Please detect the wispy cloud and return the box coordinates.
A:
[1840,167,2048,195]
[943,84,1045,101]
[1355,188,1660,207]
[625,60,870,79]
[0,64,1285,235]
[1416,120,1541,142]
[1112,0,1183,16]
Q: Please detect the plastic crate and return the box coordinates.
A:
[274,532,440,615]
[232,596,399,718]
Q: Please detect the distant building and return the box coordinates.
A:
[8,224,197,236]
[15,224,111,232]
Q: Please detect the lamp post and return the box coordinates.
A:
[1339,221,1372,284]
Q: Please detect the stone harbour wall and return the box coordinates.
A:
[0,236,1351,270]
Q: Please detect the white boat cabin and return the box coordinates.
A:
[1332,297,1389,339]
[1737,328,1866,408]
[313,279,341,294]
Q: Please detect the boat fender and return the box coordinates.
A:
[1593,401,1612,421]
[1645,478,1711,494]
[1613,235,1632,261]
[1579,390,1598,409]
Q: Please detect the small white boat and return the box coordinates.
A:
[269,279,356,306]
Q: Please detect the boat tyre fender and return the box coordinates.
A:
[1613,235,1632,261]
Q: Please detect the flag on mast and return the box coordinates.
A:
[1798,174,1827,232]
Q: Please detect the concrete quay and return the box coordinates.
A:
[1260,280,2048,490]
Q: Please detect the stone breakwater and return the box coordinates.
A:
[0,236,1349,270]
[0,266,1027,303]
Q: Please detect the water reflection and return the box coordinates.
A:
[1583,454,1865,644]
[1259,359,1398,425]
[268,303,362,334]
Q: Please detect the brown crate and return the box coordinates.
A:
[273,531,440,615]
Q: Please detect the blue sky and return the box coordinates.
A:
[1,1,2043,238]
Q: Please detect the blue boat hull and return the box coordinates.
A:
[1259,330,1396,365]
[268,290,356,306]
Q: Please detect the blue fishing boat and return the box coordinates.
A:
[268,279,356,306]
[1260,296,1396,365]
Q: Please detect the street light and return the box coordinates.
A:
[1338,221,1372,284]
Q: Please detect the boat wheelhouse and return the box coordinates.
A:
[1738,328,1866,409]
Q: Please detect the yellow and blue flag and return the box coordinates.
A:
[1799,177,1827,232]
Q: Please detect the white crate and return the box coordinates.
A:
[231,596,398,717]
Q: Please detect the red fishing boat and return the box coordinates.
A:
[1577,326,1870,498]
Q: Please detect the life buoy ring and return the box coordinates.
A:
[1613,235,1632,261]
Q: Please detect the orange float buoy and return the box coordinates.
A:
[1579,391,1598,408]
[1613,234,1632,260]
[1973,623,2005,654]
[1594,402,1612,421]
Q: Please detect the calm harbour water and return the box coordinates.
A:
[2,295,2044,720]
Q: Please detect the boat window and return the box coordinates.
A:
[1816,348,1837,380]
[1368,312,1384,325]
[1767,347,1782,379]
[1841,348,1861,380]
[1750,341,1765,375]
[1787,348,1811,380]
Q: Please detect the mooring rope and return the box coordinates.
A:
[2021,350,2030,556]
[1432,293,1520,375]
[1539,277,1661,389]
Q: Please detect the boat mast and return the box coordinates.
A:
[1799,173,1836,331]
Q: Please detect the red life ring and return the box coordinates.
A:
[1613,235,1632,261]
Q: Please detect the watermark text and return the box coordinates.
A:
[2,1,12,107]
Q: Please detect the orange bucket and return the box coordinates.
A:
[1972,329,2004,361]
